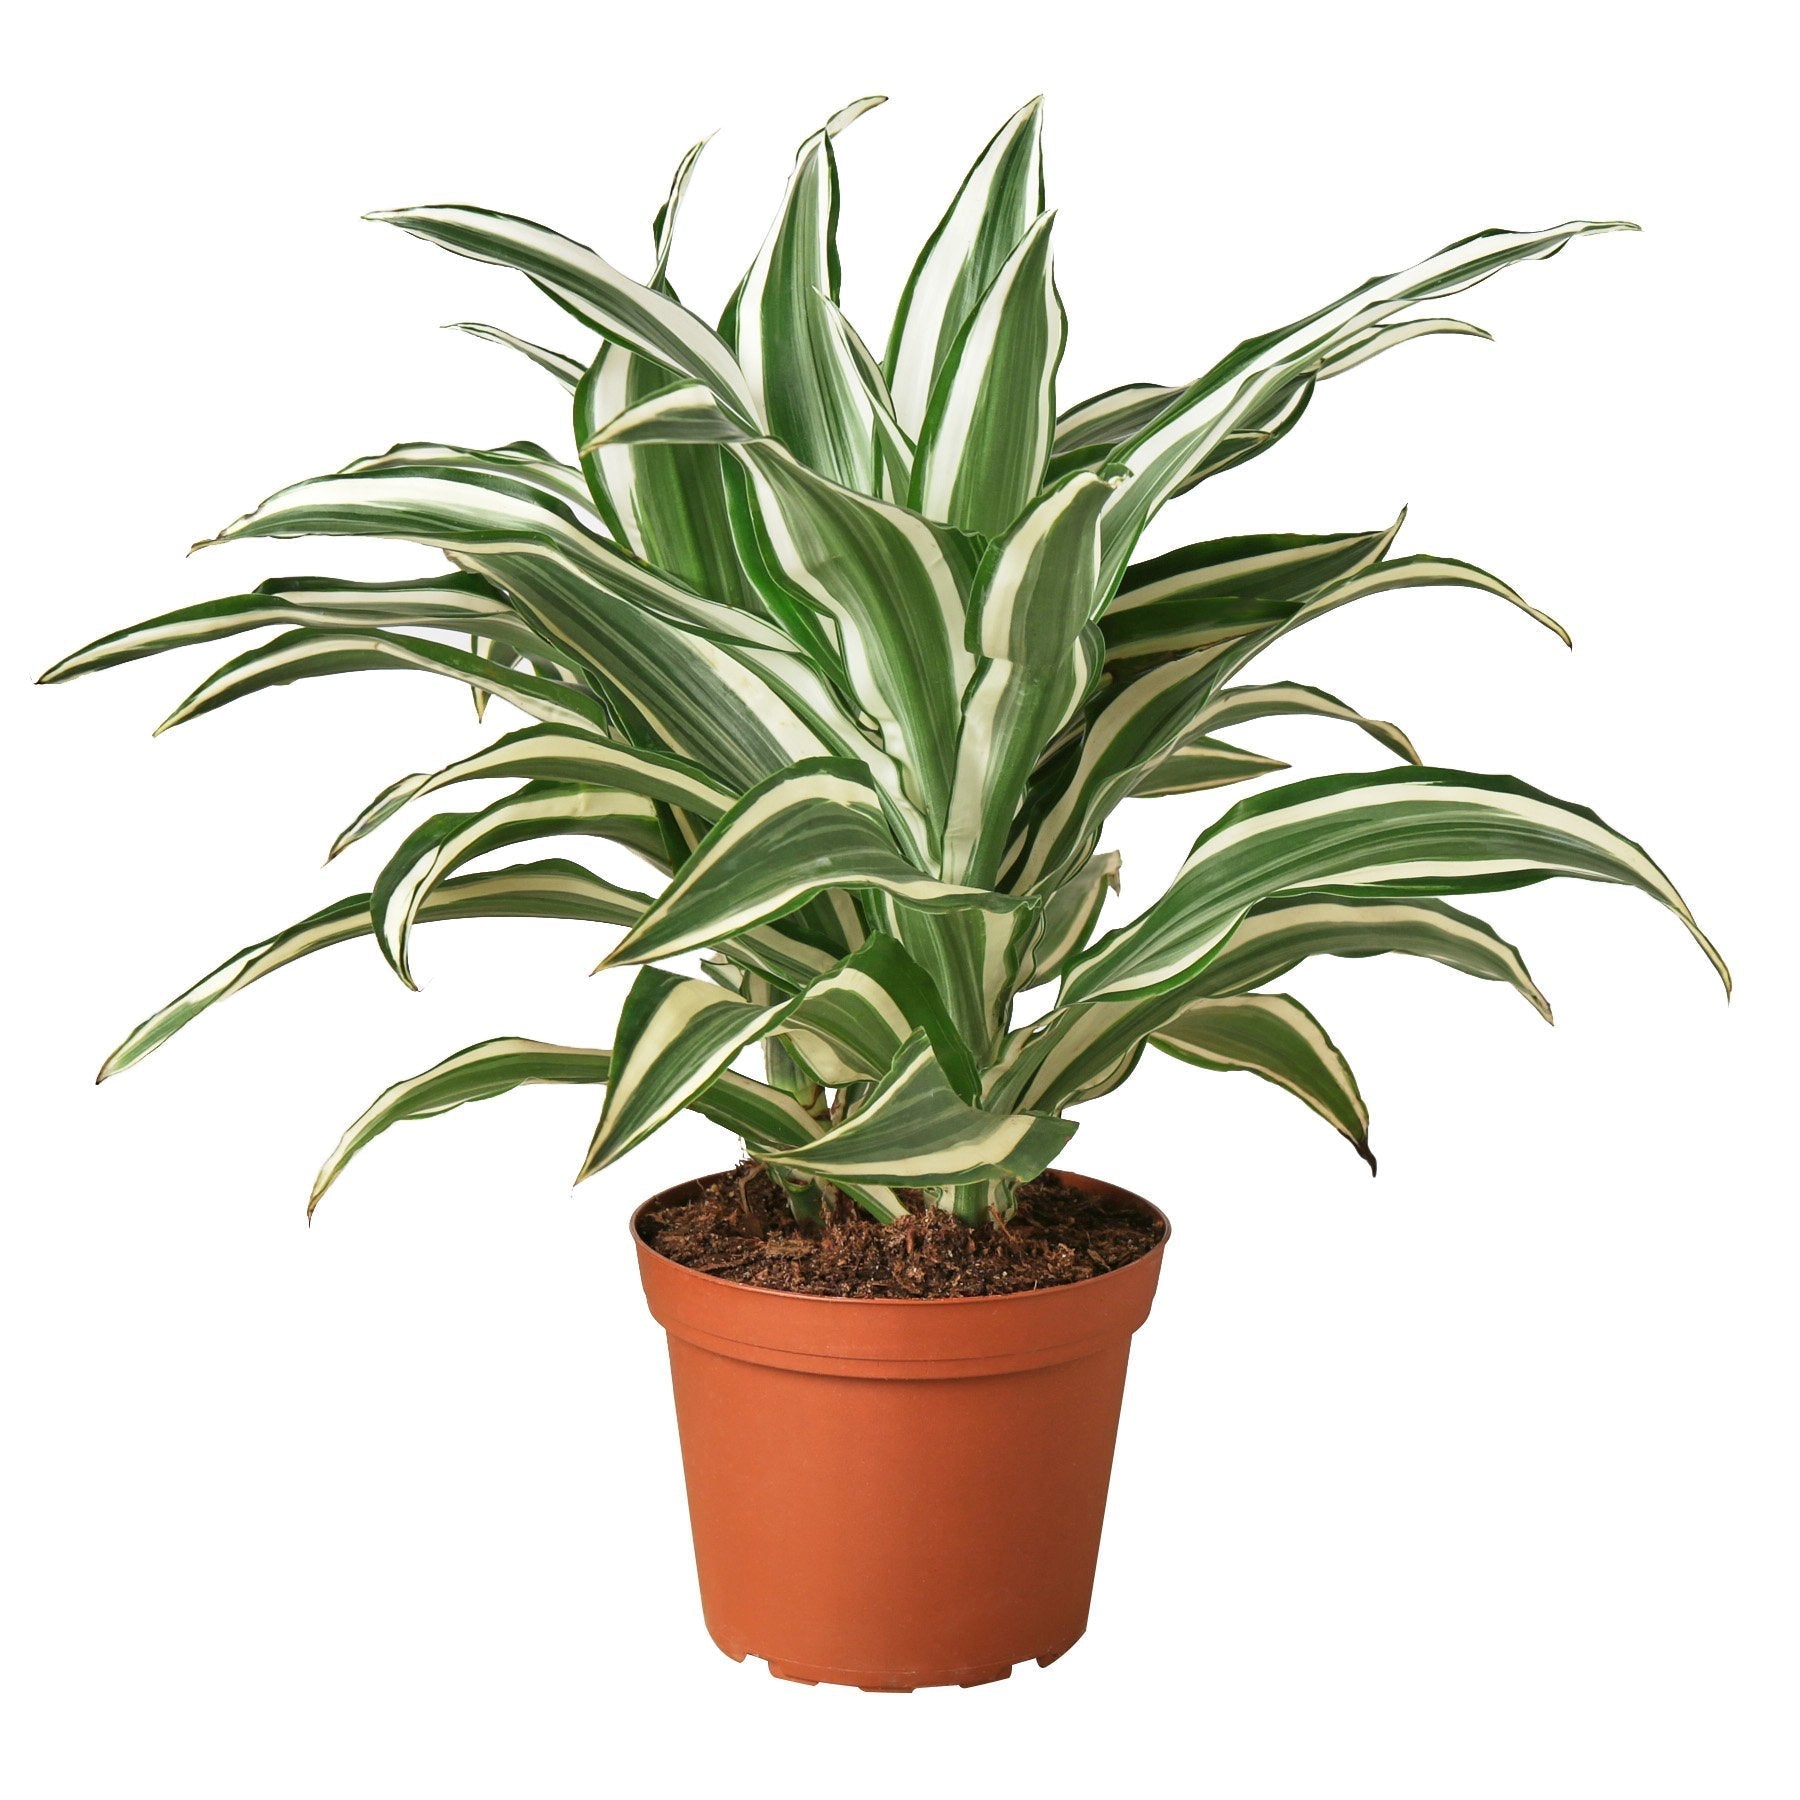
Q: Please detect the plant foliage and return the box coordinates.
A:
[43,98,1727,1225]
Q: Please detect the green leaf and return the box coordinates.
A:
[579,967,790,1179]
[1186,682,1420,765]
[1064,765,1728,1006]
[328,723,737,861]
[38,572,539,686]
[1097,222,1636,592]
[940,470,1113,883]
[724,439,979,843]
[724,99,887,491]
[372,782,669,988]
[367,204,761,425]
[765,1031,1073,1190]
[1128,738,1288,799]
[155,627,615,737]
[1151,993,1373,1170]
[1194,891,1553,1021]
[601,758,1021,969]
[1101,523,1401,663]
[579,928,974,1184]
[312,1036,820,1214]
[911,211,1064,535]
[447,322,585,391]
[1018,851,1120,989]
[99,862,647,1081]
[885,98,1044,438]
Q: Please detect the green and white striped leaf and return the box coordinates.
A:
[99,861,647,1081]
[313,1036,820,1214]
[581,928,974,1182]
[1018,850,1120,989]
[1096,222,1635,592]
[328,724,737,860]
[724,99,886,492]
[1184,682,1420,765]
[448,322,584,391]
[602,759,1020,969]
[1064,765,1728,1006]
[580,379,753,451]
[1128,738,1288,799]
[1102,522,1401,662]
[155,627,615,737]
[940,470,1113,882]
[197,459,890,798]
[1150,993,1373,1169]
[1006,645,1248,892]
[579,967,790,1178]
[372,782,668,987]
[368,204,761,424]
[1053,383,1178,459]
[763,1031,1073,1190]
[725,439,978,837]
[573,137,749,608]
[1193,891,1552,1021]
[911,210,1063,535]
[778,932,978,1099]
[38,571,543,685]
[885,98,1044,438]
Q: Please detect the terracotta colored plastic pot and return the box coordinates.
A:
[632,1169,1168,1691]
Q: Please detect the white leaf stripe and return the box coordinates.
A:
[99,862,648,1082]
[1053,382,1177,456]
[1151,994,1373,1169]
[373,782,668,988]
[579,928,968,1188]
[202,459,875,794]
[368,205,762,423]
[312,1037,820,1214]
[884,98,1044,438]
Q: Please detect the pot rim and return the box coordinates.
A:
[629,1164,1170,1313]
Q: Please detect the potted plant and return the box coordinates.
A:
[42,97,1725,1691]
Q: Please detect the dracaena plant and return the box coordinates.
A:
[43,97,1726,1227]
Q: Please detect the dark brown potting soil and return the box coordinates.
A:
[636,1162,1164,1299]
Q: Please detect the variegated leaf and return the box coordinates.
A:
[372,782,669,987]
[99,862,647,1081]
[312,1037,820,1214]
[764,1031,1072,1190]
[885,98,1044,438]
[911,210,1063,535]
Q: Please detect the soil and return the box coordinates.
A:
[635,1162,1164,1299]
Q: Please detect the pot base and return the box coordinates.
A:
[713,1632,1080,1691]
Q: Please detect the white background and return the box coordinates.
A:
[5,4,1793,1795]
